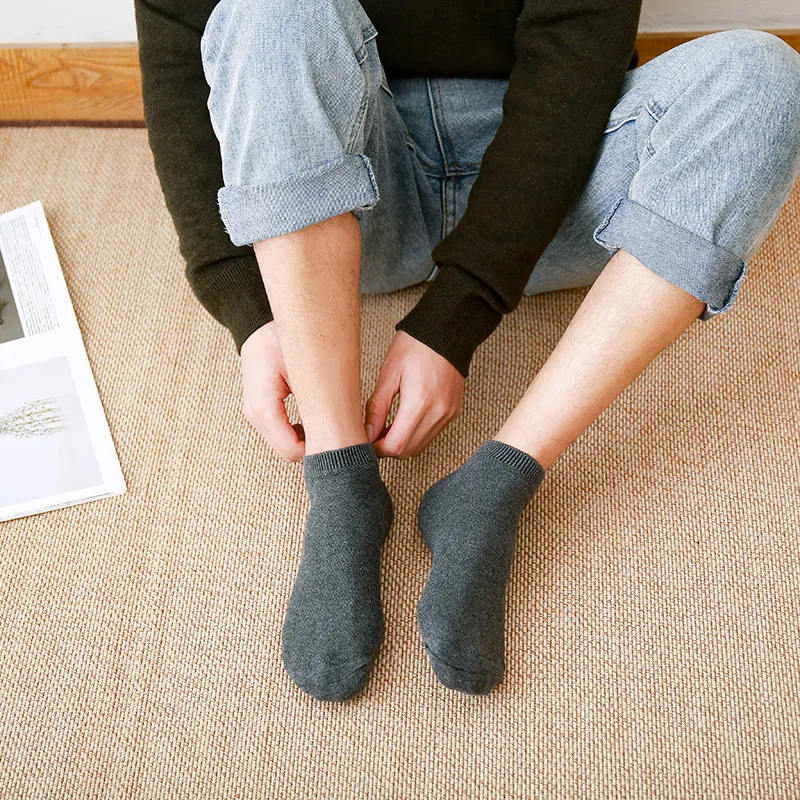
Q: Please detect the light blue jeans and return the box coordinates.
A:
[200,0,800,321]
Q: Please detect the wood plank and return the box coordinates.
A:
[1,31,799,124]
[0,45,143,123]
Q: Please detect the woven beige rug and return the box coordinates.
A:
[0,127,798,799]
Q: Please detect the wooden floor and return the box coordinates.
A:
[0,30,798,125]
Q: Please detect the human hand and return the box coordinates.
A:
[240,320,305,462]
[364,330,465,459]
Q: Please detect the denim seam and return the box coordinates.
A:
[407,82,481,177]
[416,161,482,178]
[602,101,664,136]
[357,153,380,205]
[447,176,457,235]
[704,259,749,317]
[424,79,449,236]
[432,79,457,172]
[347,25,379,153]
[347,93,370,153]
[646,98,666,121]
[364,25,394,98]
[410,151,483,177]
[594,195,625,239]
[426,78,450,176]
[440,178,447,239]
[643,99,666,156]
[424,78,483,177]
[355,25,378,65]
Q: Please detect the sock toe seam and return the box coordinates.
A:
[422,642,502,679]
[283,651,377,681]
[286,656,375,692]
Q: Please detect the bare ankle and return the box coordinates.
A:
[492,428,556,471]
[303,423,370,456]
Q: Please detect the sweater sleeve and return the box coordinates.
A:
[134,0,273,354]
[395,0,642,377]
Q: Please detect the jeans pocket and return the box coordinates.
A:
[602,100,661,166]
[354,26,376,66]
[603,110,639,134]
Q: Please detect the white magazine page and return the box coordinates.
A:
[0,200,126,522]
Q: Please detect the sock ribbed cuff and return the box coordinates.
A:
[303,441,378,481]
[479,439,546,488]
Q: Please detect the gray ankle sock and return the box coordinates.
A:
[282,441,393,701]
[417,439,546,694]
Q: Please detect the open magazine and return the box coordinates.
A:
[0,200,126,522]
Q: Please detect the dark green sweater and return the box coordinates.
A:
[134,0,641,377]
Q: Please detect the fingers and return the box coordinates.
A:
[364,366,400,443]
[373,389,424,458]
[291,422,306,443]
[374,393,457,459]
[240,321,307,462]
[375,392,459,459]
[243,383,306,462]
[403,407,454,456]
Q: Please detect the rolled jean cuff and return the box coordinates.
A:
[217,152,379,246]
[592,197,749,320]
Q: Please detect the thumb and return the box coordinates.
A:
[365,365,400,442]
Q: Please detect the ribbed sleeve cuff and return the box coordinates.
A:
[394,264,503,379]
[190,253,274,354]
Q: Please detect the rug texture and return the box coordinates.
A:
[0,127,798,799]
